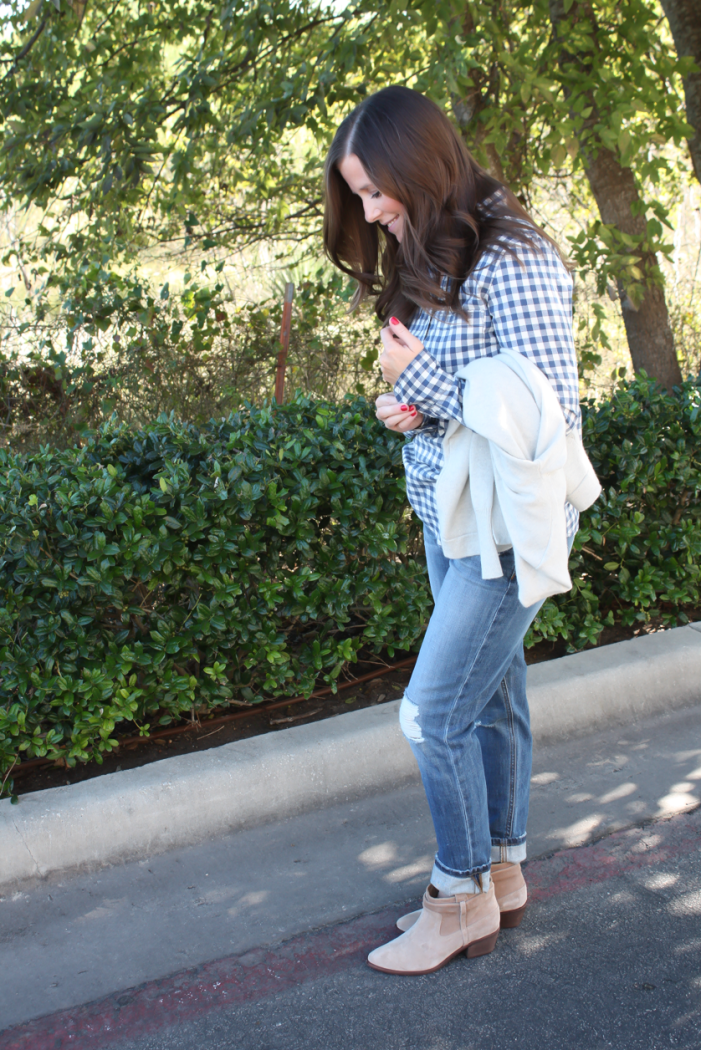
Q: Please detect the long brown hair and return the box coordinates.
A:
[323,86,561,324]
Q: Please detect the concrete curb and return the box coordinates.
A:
[2,623,701,890]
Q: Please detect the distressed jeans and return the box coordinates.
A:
[399,529,554,896]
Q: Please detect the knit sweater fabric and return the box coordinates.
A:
[433,350,601,608]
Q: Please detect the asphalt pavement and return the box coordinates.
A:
[1,703,700,1050]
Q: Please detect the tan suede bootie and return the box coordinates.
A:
[395,862,527,934]
[367,883,500,976]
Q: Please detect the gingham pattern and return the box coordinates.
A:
[394,233,582,542]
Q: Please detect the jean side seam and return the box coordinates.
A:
[499,674,517,839]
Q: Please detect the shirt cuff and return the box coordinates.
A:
[394,349,432,404]
[394,348,457,416]
[417,415,440,433]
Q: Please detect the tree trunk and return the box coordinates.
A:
[549,0,682,389]
[582,138,681,389]
[660,0,701,184]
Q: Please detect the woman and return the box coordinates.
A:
[323,86,597,976]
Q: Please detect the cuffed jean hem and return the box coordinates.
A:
[431,860,491,896]
[491,841,527,864]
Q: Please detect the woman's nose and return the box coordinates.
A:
[364,200,381,223]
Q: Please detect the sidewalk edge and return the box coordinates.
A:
[1,623,700,891]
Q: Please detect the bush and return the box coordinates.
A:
[0,265,382,450]
[0,395,430,797]
[527,373,701,649]
[1,375,700,798]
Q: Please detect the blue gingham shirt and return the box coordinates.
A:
[394,233,582,542]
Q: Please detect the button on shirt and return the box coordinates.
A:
[393,233,582,542]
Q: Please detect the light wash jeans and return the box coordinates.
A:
[399,530,560,896]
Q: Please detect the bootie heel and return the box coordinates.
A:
[465,928,500,958]
[499,902,527,929]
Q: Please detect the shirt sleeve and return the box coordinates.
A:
[394,349,465,424]
[486,242,581,433]
[393,238,582,434]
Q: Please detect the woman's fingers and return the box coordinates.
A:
[376,400,410,422]
[379,323,424,384]
[403,410,424,431]
[387,316,424,354]
[375,398,421,431]
[384,409,423,432]
[375,393,401,420]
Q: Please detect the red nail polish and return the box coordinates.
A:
[410,408,417,414]
[400,405,408,411]
[390,316,400,326]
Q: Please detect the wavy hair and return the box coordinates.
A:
[323,86,563,324]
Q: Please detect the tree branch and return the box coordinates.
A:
[5,15,48,80]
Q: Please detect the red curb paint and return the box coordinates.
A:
[0,910,404,1050]
[523,809,700,904]
[1,808,698,1050]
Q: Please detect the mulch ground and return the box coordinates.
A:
[9,616,691,798]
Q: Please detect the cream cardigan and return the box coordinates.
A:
[433,350,601,607]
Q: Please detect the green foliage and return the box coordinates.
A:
[0,0,694,398]
[568,213,674,308]
[526,373,701,649]
[423,0,690,301]
[0,394,430,797]
[2,376,700,798]
[0,0,408,266]
[0,264,381,447]
[575,300,611,383]
[0,1,691,297]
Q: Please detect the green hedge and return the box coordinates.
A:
[1,376,700,798]
[0,396,432,797]
[531,374,701,648]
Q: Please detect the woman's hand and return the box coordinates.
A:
[379,316,424,384]
[375,392,424,432]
